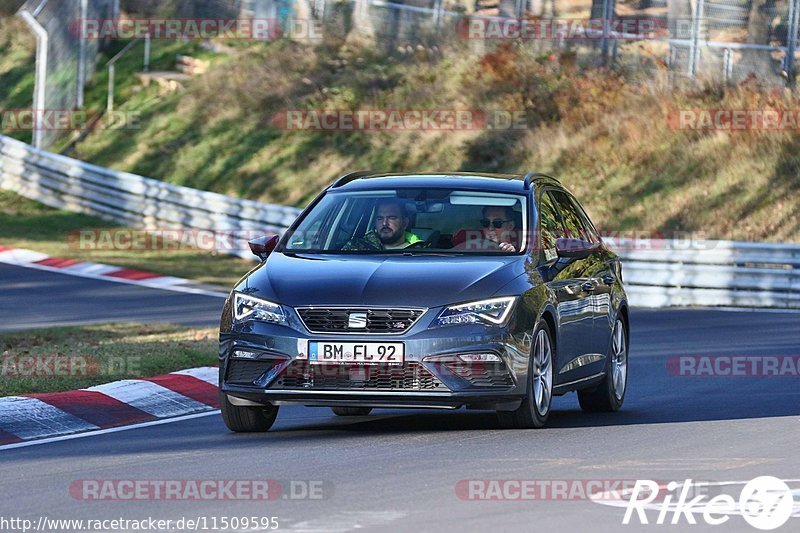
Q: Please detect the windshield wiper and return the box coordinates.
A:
[401,251,464,257]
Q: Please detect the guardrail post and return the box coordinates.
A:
[17,9,48,149]
[688,0,705,79]
[107,64,115,114]
[723,47,732,83]
[787,0,800,86]
[433,0,444,28]
[77,0,88,108]
[144,32,151,73]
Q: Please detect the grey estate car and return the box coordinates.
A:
[218,172,629,431]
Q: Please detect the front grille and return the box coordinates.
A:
[271,362,446,391]
[225,359,279,386]
[296,307,425,334]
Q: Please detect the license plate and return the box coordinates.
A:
[308,342,404,365]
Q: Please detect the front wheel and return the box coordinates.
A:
[498,321,554,429]
[578,317,627,412]
[331,407,373,416]
[220,392,279,432]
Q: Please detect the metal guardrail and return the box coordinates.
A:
[0,134,301,259]
[616,241,800,308]
[1,134,798,308]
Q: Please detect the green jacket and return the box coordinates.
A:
[342,230,422,251]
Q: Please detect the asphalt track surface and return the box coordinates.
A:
[0,263,225,331]
[1,262,799,532]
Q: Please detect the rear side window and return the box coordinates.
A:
[567,195,601,244]
[537,190,564,261]
[550,190,596,243]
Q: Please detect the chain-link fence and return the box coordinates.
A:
[121,0,242,17]
[302,0,800,86]
[17,0,117,149]
[100,0,800,84]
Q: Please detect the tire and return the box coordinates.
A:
[497,321,554,429]
[578,316,628,412]
[220,392,279,432]
[331,406,373,416]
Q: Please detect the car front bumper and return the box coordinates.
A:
[219,318,534,411]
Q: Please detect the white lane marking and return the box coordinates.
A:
[283,511,408,533]
[0,259,228,298]
[635,305,800,314]
[0,397,99,440]
[172,367,219,385]
[706,307,800,314]
[84,380,209,418]
[0,410,220,451]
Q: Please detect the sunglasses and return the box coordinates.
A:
[480,218,510,228]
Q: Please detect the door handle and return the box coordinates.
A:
[602,274,616,285]
[581,281,596,292]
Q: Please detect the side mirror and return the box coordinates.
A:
[248,235,279,261]
[555,237,597,259]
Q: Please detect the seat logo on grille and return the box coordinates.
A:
[348,312,368,329]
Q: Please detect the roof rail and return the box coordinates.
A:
[523,172,559,190]
[331,170,373,188]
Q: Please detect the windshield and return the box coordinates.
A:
[282,188,528,254]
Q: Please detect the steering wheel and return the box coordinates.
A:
[405,240,433,249]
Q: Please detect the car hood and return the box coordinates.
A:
[237,252,527,308]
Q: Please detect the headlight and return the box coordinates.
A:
[233,293,286,324]
[436,296,517,327]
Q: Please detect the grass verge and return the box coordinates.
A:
[0,323,217,396]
